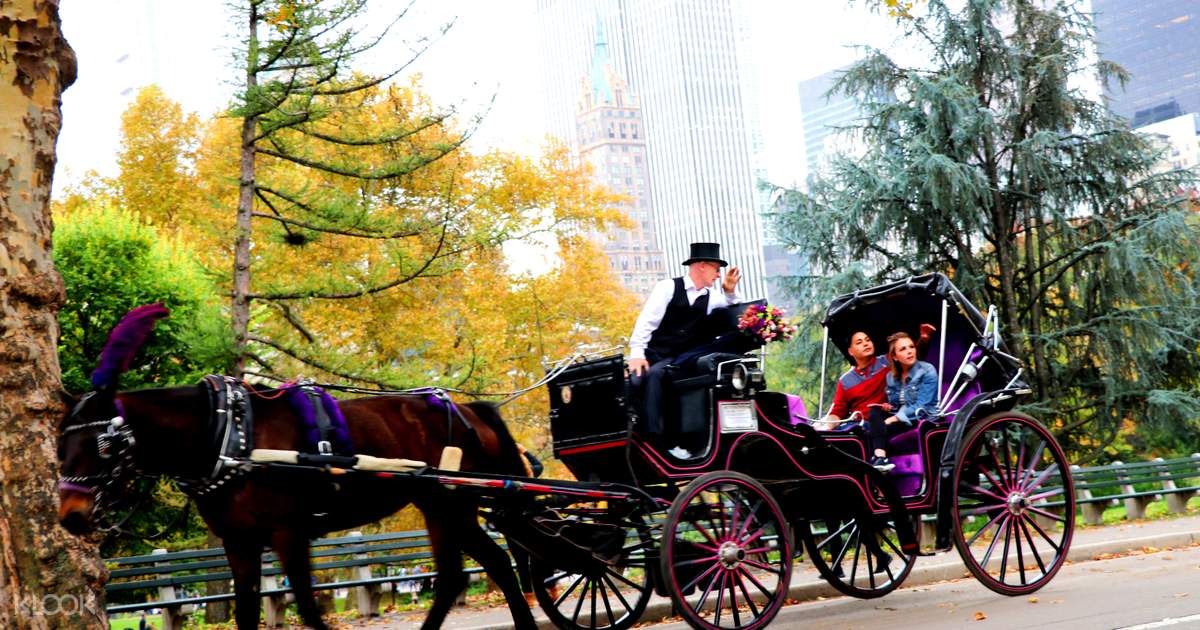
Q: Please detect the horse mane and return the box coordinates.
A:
[91,303,171,389]
[464,401,527,475]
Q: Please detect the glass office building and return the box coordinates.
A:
[1093,0,1200,127]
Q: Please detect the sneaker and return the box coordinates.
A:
[668,446,694,459]
[871,456,895,473]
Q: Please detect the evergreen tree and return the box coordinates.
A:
[770,0,1200,459]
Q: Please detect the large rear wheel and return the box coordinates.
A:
[952,412,1074,595]
[660,471,792,630]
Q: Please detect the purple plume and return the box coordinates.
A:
[91,303,171,389]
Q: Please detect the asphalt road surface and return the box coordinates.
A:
[648,545,1200,630]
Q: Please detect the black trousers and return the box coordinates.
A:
[866,406,911,455]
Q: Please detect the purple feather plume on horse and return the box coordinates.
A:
[91,303,171,389]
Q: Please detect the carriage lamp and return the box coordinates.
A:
[731,363,749,392]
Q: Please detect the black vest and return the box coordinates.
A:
[648,277,710,359]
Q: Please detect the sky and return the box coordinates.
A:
[53,0,904,198]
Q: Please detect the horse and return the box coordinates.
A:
[56,304,538,630]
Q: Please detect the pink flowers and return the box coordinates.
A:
[737,303,797,343]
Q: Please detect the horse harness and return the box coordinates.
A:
[178,375,254,499]
[58,392,139,515]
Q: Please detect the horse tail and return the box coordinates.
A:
[464,401,527,476]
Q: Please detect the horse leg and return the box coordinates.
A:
[271,528,330,630]
[459,522,538,630]
[510,544,537,608]
[420,510,468,630]
[224,537,264,630]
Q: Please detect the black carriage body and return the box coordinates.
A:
[549,274,1034,523]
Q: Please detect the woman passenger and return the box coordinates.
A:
[866,331,939,472]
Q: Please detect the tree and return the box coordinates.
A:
[0,2,107,627]
[54,203,231,394]
[770,0,1200,459]
[227,0,476,378]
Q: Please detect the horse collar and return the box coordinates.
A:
[180,375,254,498]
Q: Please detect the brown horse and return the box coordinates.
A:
[56,305,537,630]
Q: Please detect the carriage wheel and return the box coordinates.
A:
[796,513,916,599]
[529,505,654,630]
[660,471,792,630]
[952,412,1074,596]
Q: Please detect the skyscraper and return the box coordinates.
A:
[536,0,767,300]
[1093,0,1200,127]
[798,66,861,181]
[575,20,666,297]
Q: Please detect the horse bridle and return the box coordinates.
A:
[58,392,140,522]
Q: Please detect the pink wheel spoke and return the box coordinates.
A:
[998,514,1014,583]
[963,500,1009,517]
[692,519,723,549]
[865,540,877,590]
[1026,505,1067,523]
[675,555,719,568]
[1019,441,1047,490]
[697,568,722,621]
[728,571,742,627]
[1022,464,1059,494]
[737,565,774,600]
[713,570,728,627]
[682,560,723,595]
[979,514,1011,568]
[848,529,862,586]
[1014,512,1027,584]
[1017,516,1048,575]
[741,558,784,576]
[729,497,743,542]
[965,507,1008,547]
[741,545,775,555]
[983,440,1013,493]
[1015,436,1028,490]
[737,499,764,541]
[734,568,761,619]
[1025,513,1064,553]
[739,525,769,548]
[1000,426,1017,490]
[962,482,1011,504]
[816,520,855,551]
[1025,487,1065,502]
[879,528,906,559]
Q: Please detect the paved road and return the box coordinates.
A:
[646,544,1200,629]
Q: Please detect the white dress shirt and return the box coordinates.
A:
[628,275,741,360]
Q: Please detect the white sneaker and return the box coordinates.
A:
[668,446,694,459]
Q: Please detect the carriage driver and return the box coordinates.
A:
[627,242,742,459]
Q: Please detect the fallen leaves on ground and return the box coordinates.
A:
[974,611,987,621]
[1027,596,1039,603]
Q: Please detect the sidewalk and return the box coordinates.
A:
[343,513,1200,630]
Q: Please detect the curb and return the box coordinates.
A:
[460,529,1200,630]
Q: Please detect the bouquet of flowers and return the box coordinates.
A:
[737,303,796,344]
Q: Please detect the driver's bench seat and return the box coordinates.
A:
[664,352,749,454]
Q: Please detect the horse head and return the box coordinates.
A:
[57,303,169,534]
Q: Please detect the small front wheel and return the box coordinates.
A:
[660,471,792,630]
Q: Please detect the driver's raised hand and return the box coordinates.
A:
[627,358,649,377]
[722,265,742,294]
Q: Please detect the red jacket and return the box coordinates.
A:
[827,355,889,419]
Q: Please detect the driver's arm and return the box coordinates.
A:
[628,279,674,375]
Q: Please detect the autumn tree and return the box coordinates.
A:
[0,2,108,627]
[770,0,1200,458]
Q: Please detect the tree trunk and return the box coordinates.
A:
[231,4,260,379]
[0,2,107,628]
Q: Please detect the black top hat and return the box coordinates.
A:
[681,242,727,267]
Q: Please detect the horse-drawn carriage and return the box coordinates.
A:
[57,273,1074,630]
[527,272,1075,630]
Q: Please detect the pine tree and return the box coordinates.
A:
[770,0,1200,458]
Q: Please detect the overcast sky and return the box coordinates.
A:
[54,0,903,197]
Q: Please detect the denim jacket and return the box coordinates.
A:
[886,360,939,423]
